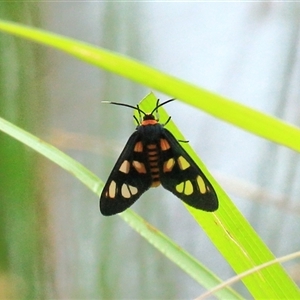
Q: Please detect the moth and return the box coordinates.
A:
[100,99,218,216]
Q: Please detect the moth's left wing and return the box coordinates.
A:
[159,129,218,211]
[100,132,152,216]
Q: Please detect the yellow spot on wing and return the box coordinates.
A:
[119,160,130,174]
[176,180,193,195]
[107,180,117,198]
[163,158,175,172]
[177,156,190,170]
[184,180,193,195]
[196,175,207,194]
[176,182,184,193]
[134,141,143,152]
[121,184,138,198]
[160,138,171,150]
[132,160,146,173]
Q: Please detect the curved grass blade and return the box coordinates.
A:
[0,20,300,153]
[0,115,242,299]
[137,93,300,299]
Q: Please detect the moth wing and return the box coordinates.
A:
[160,129,218,211]
[100,132,152,216]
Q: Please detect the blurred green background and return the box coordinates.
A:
[1,2,300,299]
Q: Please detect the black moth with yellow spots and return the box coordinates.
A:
[100,99,218,216]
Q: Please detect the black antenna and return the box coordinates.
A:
[102,98,175,116]
[101,101,146,116]
[150,98,175,115]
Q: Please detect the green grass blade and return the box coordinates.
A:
[0,20,299,298]
[120,210,243,300]
[137,93,300,299]
[0,116,101,195]
[0,20,300,152]
[0,116,242,299]
[197,251,300,299]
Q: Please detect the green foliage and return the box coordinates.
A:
[0,19,299,299]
